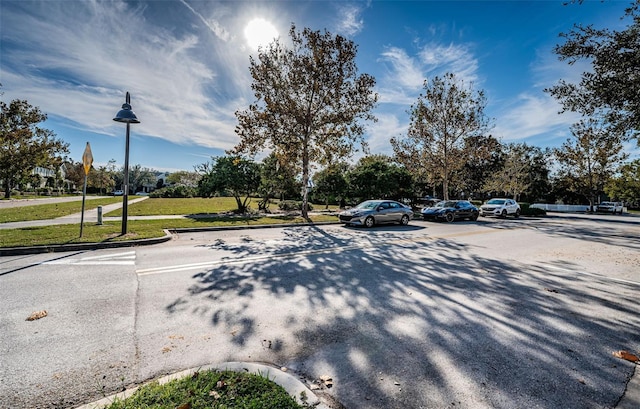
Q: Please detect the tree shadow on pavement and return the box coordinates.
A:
[165,225,640,409]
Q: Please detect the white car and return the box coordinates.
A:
[596,201,623,214]
[480,198,521,218]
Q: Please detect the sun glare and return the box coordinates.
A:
[244,18,278,50]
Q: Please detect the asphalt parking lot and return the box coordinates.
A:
[1,213,638,408]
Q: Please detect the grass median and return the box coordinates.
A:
[105,369,314,409]
[0,197,340,248]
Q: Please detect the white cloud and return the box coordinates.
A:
[376,42,480,107]
[335,3,366,36]
[418,43,479,85]
[1,0,251,151]
[492,93,580,145]
[369,113,408,153]
[179,0,231,42]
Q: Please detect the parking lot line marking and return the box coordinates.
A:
[137,227,528,277]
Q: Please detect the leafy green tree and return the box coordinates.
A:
[258,153,300,210]
[546,1,640,142]
[127,165,157,194]
[166,170,201,187]
[554,118,628,210]
[391,73,491,200]
[456,135,503,199]
[348,155,412,202]
[88,162,116,195]
[197,156,261,213]
[233,24,378,218]
[605,159,640,208]
[313,162,350,208]
[63,160,86,192]
[0,99,69,198]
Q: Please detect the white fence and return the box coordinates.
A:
[531,204,590,212]
[531,203,627,213]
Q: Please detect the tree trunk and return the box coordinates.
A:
[3,179,12,199]
[301,136,310,219]
[442,179,449,201]
[234,195,245,213]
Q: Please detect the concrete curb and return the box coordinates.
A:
[74,362,331,409]
[0,230,173,257]
[617,363,640,409]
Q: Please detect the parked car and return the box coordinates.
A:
[421,200,479,222]
[112,190,124,196]
[339,200,413,228]
[596,201,623,214]
[479,198,520,218]
[417,196,441,207]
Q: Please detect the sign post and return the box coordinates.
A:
[80,142,93,238]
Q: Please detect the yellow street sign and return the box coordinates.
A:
[82,142,93,175]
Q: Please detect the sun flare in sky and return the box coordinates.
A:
[244,18,279,50]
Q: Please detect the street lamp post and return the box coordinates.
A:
[113,92,140,235]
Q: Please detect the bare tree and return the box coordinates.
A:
[554,118,627,210]
[392,73,490,200]
[233,24,378,218]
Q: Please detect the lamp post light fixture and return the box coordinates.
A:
[113,92,140,235]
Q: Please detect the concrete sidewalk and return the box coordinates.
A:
[0,196,153,229]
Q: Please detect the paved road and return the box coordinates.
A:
[1,214,639,408]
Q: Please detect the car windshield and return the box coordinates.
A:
[600,202,613,206]
[486,199,506,205]
[355,201,381,210]
[436,201,457,208]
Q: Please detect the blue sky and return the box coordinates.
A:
[1,0,637,173]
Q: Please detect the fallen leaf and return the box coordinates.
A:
[320,375,333,388]
[613,350,639,363]
[544,288,559,293]
[209,390,221,399]
[280,367,288,372]
[175,403,191,409]
[26,310,48,321]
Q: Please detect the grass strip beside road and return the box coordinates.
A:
[0,215,338,248]
[0,197,123,223]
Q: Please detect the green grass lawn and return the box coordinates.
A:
[106,197,241,216]
[106,197,340,216]
[0,197,342,248]
[0,197,123,223]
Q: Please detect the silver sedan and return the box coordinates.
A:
[338,200,413,228]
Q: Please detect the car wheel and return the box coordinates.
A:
[501,209,507,218]
[364,216,375,228]
[444,212,454,223]
[470,212,478,221]
[515,209,521,218]
[400,214,410,226]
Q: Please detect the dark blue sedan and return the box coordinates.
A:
[421,200,479,222]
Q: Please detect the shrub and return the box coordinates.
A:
[278,200,313,211]
[519,202,546,216]
[149,185,197,198]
